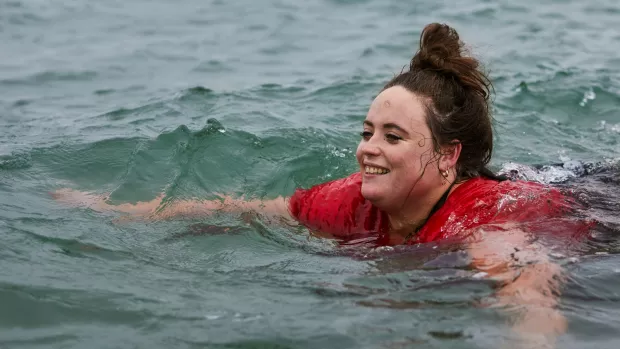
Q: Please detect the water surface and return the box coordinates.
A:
[1,0,620,348]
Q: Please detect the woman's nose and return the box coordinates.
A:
[359,137,381,156]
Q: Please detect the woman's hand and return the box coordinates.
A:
[467,227,567,349]
[51,188,167,218]
[51,188,107,209]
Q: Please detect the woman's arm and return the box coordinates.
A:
[51,188,293,222]
[467,227,566,349]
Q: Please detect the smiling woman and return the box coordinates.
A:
[53,22,594,348]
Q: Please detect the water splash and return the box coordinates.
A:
[579,87,596,107]
[0,151,32,170]
[326,145,353,159]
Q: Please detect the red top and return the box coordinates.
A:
[288,172,591,245]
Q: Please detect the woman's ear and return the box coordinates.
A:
[439,140,462,171]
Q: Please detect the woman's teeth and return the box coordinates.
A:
[365,166,389,175]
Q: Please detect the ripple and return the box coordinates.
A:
[98,100,179,122]
[327,0,373,5]
[0,70,98,86]
[176,85,216,100]
[192,59,234,73]
[0,282,156,327]
[180,338,299,349]
[0,7,45,26]
[93,84,146,96]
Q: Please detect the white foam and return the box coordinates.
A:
[498,161,579,184]
[579,87,596,107]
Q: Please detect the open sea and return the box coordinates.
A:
[1,0,620,348]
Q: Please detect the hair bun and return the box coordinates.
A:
[410,23,490,99]
[412,23,462,70]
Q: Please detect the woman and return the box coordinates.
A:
[54,23,591,347]
[54,23,590,245]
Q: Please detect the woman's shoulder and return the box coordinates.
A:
[415,176,575,243]
[288,172,386,238]
[453,176,563,199]
[291,172,362,200]
[458,177,573,214]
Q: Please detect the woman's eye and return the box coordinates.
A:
[385,134,402,143]
[360,131,372,140]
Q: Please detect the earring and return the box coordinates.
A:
[442,169,449,178]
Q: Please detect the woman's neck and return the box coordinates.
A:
[386,181,462,239]
[386,198,437,237]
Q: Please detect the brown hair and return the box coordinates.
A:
[383,23,496,181]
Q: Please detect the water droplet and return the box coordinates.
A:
[373,246,393,253]
[558,151,570,163]
[472,272,488,279]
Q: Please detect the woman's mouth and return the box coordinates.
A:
[364,166,390,175]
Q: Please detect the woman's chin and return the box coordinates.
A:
[360,186,384,204]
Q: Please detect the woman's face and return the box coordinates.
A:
[355,86,443,212]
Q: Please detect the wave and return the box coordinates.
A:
[0,151,32,170]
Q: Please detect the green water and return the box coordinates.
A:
[2,0,620,348]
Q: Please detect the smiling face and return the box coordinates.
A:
[355,86,444,212]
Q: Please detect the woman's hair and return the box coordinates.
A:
[383,23,496,181]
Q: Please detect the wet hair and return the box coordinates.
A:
[383,23,501,182]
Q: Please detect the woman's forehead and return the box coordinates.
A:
[366,86,427,127]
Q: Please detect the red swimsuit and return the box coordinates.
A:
[288,172,591,245]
